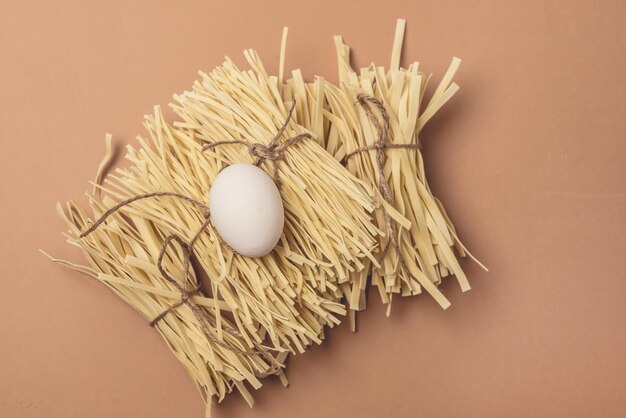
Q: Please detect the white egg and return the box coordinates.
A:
[209,163,284,257]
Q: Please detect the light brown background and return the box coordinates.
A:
[1,1,625,417]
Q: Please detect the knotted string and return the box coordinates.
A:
[202,101,311,188]
[346,94,422,276]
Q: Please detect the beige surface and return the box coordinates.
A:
[1,1,625,417]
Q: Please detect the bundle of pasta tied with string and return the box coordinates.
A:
[45,19,483,417]
[283,19,486,327]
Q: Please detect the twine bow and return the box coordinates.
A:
[203,101,311,188]
[346,94,422,276]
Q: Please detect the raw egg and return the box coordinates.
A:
[209,163,284,257]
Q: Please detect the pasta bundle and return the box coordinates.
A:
[283,19,485,322]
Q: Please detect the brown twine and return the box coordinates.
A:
[202,101,311,188]
[79,192,210,238]
[80,191,282,374]
[346,93,422,278]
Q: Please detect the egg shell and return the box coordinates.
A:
[209,163,284,257]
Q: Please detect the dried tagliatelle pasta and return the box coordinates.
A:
[45,49,380,417]
[282,19,486,325]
